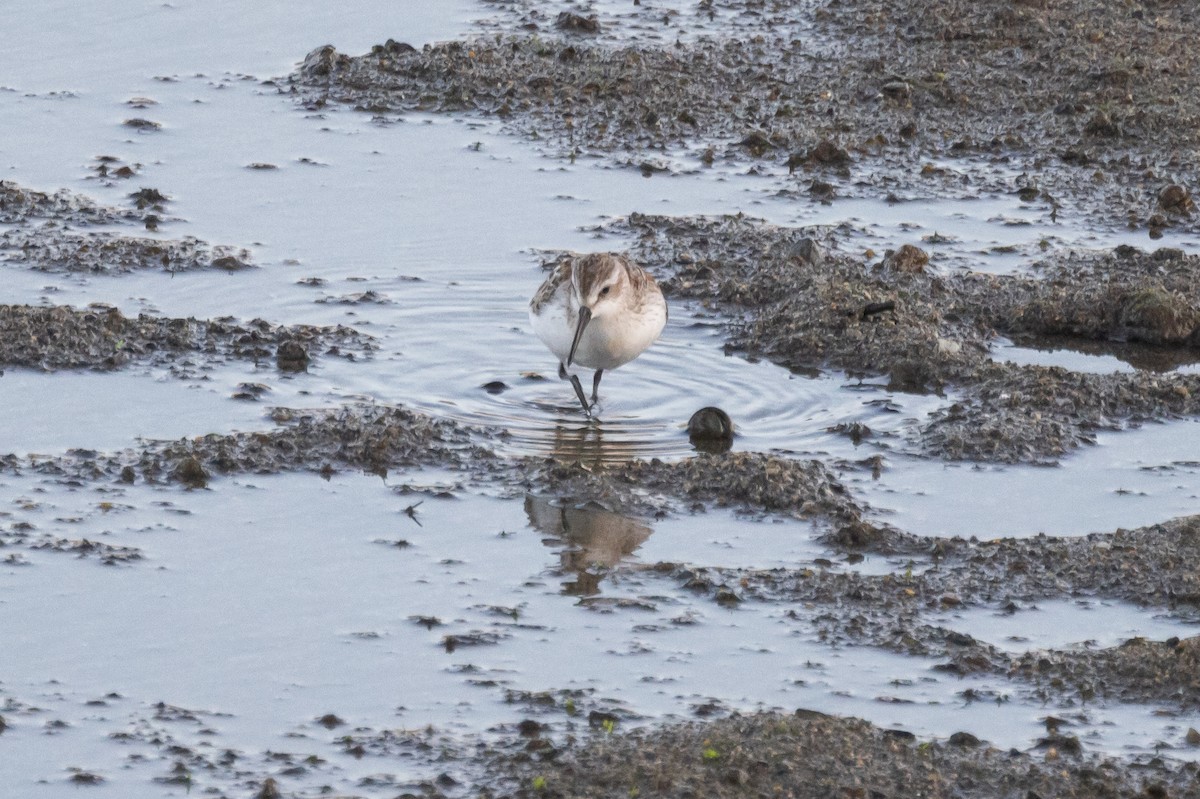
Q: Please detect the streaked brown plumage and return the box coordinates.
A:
[529,252,667,414]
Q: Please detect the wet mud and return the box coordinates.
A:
[484,710,1200,799]
[0,180,373,379]
[286,8,1200,463]
[2,228,255,275]
[621,212,1200,463]
[1,180,255,274]
[0,304,372,375]
[523,451,866,524]
[1,180,146,226]
[4,404,484,486]
[6,380,1196,717]
[9,2,1200,796]
[5,404,861,531]
[289,0,1199,234]
[656,513,1200,708]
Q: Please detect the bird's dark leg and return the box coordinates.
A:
[591,369,604,403]
[569,373,592,415]
[560,362,592,415]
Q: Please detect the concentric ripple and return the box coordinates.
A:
[379,291,946,464]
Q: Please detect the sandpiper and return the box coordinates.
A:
[529,252,667,415]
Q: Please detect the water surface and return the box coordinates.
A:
[2,1,1199,795]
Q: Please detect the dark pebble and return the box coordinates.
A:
[276,340,310,372]
[172,456,209,489]
[687,407,734,453]
[517,719,543,737]
[317,713,344,729]
[948,731,982,747]
[555,11,600,33]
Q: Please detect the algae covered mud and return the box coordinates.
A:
[3,1,1200,797]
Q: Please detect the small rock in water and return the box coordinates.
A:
[316,713,344,729]
[481,380,509,394]
[517,719,543,737]
[687,406,734,454]
[173,456,209,489]
[212,255,252,271]
[714,588,742,606]
[231,383,271,401]
[276,340,309,372]
[123,118,161,131]
[555,11,601,33]
[410,615,443,629]
[69,770,104,786]
[948,731,982,747]
[808,179,836,200]
[129,187,169,209]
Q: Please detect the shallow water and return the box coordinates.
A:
[2,1,1200,795]
[852,418,1200,538]
[934,599,1199,654]
[2,474,1194,796]
[995,337,1200,376]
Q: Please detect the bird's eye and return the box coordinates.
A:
[600,286,611,296]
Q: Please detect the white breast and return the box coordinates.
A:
[529,264,668,372]
[570,293,667,370]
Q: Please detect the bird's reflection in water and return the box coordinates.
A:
[545,419,653,469]
[524,494,653,596]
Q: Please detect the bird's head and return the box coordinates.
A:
[568,253,629,365]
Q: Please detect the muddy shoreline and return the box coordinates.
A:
[0,303,372,375]
[6,0,1200,796]
[620,211,1200,462]
[484,710,1200,799]
[289,0,1200,236]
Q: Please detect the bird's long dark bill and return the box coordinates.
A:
[567,305,592,367]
